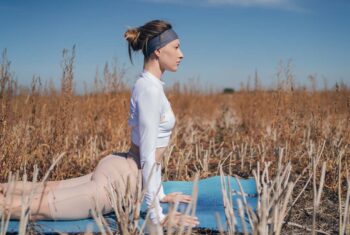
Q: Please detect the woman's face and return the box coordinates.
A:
[156,39,184,72]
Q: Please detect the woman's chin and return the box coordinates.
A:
[167,68,178,72]
[173,65,180,72]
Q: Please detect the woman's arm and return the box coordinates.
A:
[137,85,165,224]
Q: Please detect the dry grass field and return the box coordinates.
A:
[1,49,349,234]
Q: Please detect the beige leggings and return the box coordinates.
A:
[46,152,139,220]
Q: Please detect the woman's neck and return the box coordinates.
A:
[143,58,164,80]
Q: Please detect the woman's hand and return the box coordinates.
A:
[160,192,192,204]
[161,212,200,227]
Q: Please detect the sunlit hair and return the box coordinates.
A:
[124,19,172,64]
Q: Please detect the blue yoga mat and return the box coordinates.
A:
[5,176,257,234]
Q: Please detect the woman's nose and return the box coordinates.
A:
[179,49,184,60]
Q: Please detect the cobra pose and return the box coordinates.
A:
[0,19,199,227]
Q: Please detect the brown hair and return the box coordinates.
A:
[124,19,172,64]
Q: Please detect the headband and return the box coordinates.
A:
[144,28,178,57]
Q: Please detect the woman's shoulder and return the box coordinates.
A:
[133,76,162,98]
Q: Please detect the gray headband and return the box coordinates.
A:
[144,28,178,57]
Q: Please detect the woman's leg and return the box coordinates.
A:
[1,154,138,221]
[1,183,54,220]
[1,173,93,195]
[1,181,59,196]
[55,173,93,189]
[46,154,139,220]
[45,180,101,220]
[0,175,102,220]
[0,180,102,220]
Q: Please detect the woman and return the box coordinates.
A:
[0,19,199,227]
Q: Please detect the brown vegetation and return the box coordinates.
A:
[1,48,349,234]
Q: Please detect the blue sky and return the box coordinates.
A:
[0,0,349,92]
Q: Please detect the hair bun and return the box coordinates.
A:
[124,28,141,50]
[124,20,172,64]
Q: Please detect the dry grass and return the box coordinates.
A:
[1,48,350,234]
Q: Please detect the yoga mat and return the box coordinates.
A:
[5,176,257,234]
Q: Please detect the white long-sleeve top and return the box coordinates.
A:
[128,69,176,224]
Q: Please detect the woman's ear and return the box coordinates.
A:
[149,53,159,61]
[154,48,161,58]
